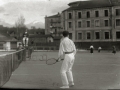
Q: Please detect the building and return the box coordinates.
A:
[60,0,120,49]
[0,33,18,50]
[45,12,63,36]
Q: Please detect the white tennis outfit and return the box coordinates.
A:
[23,37,29,46]
[58,37,76,86]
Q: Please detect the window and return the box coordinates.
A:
[87,21,90,27]
[116,9,120,16]
[104,10,108,17]
[68,22,72,28]
[50,19,53,26]
[95,11,99,17]
[116,19,120,26]
[69,33,72,39]
[78,33,82,40]
[95,20,100,27]
[55,29,57,33]
[78,12,81,19]
[104,32,109,39]
[87,32,91,39]
[87,11,90,18]
[78,21,81,28]
[95,32,100,39]
[104,20,109,26]
[116,32,120,39]
[68,13,72,19]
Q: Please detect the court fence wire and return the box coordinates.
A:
[0,49,26,87]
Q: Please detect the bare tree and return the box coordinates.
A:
[15,15,26,29]
[15,15,26,39]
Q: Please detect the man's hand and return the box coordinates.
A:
[57,58,61,62]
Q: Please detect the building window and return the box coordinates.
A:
[104,10,108,17]
[68,22,72,28]
[78,33,82,40]
[116,19,120,26]
[78,21,81,28]
[95,32,100,39]
[78,12,81,19]
[116,9,120,16]
[55,29,57,33]
[104,20,109,26]
[116,31,120,39]
[69,33,72,39]
[50,19,53,26]
[104,32,109,39]
[87,32,91,39]
[95,11,99,17]
[87,11,90,18]
[95,20,100,27]
[68,13,72,19]
[87,21,90,27]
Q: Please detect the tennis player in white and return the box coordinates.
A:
[58,31,76,89]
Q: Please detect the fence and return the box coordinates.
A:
[0,49,26,87]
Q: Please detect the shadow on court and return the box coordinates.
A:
[2,51,120,89]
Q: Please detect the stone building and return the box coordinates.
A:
[60,0,120,49]
[45,13,63,36]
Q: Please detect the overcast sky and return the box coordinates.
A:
[0,0,89,25]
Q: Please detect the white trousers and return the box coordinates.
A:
[60,53,75,86]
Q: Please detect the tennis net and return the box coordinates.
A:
[0,49,26,87]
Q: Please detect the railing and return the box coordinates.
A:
[0,49,26,87]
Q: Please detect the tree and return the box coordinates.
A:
[15,15,26,39]
[15,15,26,29]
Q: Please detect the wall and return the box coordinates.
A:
[75,41,120,50]
[6,42,11,51]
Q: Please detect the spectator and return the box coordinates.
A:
[90,45,94,54]
[98,47,102,53]
[112,46,116,54]
[17,43,23,50]
[16,43,23,60]
[28,45,34,59]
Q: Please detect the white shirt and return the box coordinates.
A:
[98,47,102,49]
[58,37,76,58]
[90,45,94,49]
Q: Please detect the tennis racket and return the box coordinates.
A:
[46,58,64,65]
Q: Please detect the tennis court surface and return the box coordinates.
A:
[2,50,120,89]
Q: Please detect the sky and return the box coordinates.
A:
[0,0,89,25]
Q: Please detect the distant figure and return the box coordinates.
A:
[16,43,23,60]
[17,43,23,50]
[112,46,116,54]
[98,47,102,53]
[28,45,34,59]
[90,45,94,54]
[23,34,29,47]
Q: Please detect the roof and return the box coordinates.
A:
[47,14,60,18]
[29,34,52,38]
[63,0,120,12]
[0,33,17,42]
[28,29,45,33]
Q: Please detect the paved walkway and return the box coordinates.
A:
[2,51,120,89]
